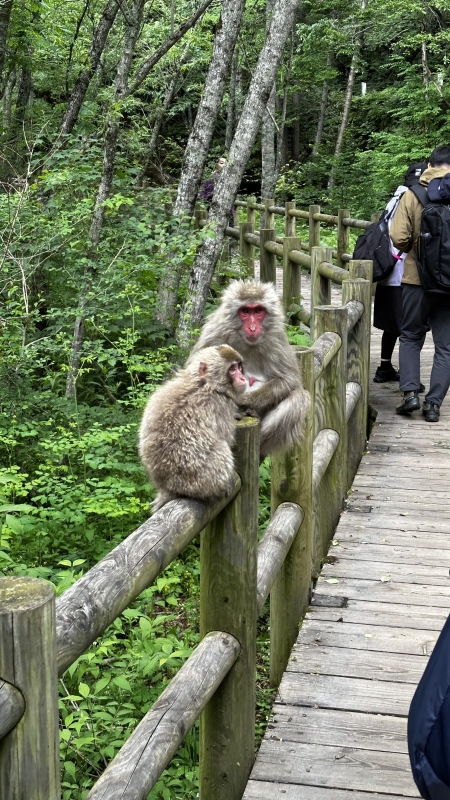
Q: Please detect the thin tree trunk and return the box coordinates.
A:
[274,29,293,181]
[292,91,300,160]
[422,41,429,101]
[65,0,146,399]
[59,0,120,138]
[137,43,190,186]
[155,0,246,328]
[312,54,331,157]
[224,48,238,152]
[0,0,13,97]
[327,49,357,190]
[260,0,276,208]
[2,67,16,131]
[176,0,300,350]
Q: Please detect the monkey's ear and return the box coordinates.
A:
[198,361,208,376]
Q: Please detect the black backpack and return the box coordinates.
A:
[411,182,450,293]
[352,209,397,281]
[408,614,450,799]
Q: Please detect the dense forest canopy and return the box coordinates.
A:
[1,0,450,796]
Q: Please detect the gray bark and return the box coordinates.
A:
[0,0,13,97]
[59,0,120,138]
[260,0,277,207]
[2,67,16,131]
[328,49,357,190]
[155,0,245,328]
[176,0,300,350]
[65,0,146,399]
[224,48,238,152]
[312,55,331,157]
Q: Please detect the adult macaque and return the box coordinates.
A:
[189,280,309,458]
[139,345,247,511]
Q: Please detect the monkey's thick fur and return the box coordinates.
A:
[139,345,245,511]
[190,280,310,458]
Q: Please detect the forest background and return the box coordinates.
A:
[1,0,449,797]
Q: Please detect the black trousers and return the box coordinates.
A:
[399,284,450,406]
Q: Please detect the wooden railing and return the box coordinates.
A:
[0,195,373,800]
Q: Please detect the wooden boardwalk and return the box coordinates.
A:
[243,313,450,798]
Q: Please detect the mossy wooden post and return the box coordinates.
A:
[270,346,314,686]
[285,200,296,236]
[337,208,350,267]
[247,195,256,224]
[309,204,320,251]
[349,258,373,283]
[314,306,348,566]
[283,236,302,319]
[310,246,332,339]
[259,228,277,284]
[240,221,255,277]
[342,277,371,485]
[199,418,259,800]
[264,197,275,229]
[0,577,60,799]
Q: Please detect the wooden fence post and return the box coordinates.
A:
[309,204,320,251]
[240,221,255,277]
[310,245,332,339]
[337,208,350,267]
[270,346,314,686]
[342,277,372,486]
[282,236,302,320]
[259,228,277,285]
[263,198,275,229]
[199,417,259,800]
[0,577,60,800]
[349,259,372,282]
[313,306,348,569]
[247,195,256,225]
[285,200,296,237]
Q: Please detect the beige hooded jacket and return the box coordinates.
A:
[390,166,450,285]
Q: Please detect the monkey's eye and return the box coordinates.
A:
[252,306,265,315]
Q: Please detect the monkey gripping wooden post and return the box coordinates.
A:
[199,417,259,800]
[270,347,315,686]
[313,305,348,569]
[0,576,60,800]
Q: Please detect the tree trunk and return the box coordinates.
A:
[260,0,277,208]
[422,41,429,102]
[0,0,13,97]
[224,48,238,152]
[59,0,120,138]
[137,43,190,185]
[274,29,293,180]
[312,54,331,157]
[155,0,246,329]
[292,91,300,160]
[328,49,357,190]
[176,0,300,350]
[65,0,146,399]
[2,68,16,132]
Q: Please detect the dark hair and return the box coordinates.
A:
[428,146,450,167]
[403,162,428,187]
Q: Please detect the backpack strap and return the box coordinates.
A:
[410,184,429,207]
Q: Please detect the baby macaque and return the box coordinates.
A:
[139,345,247,511]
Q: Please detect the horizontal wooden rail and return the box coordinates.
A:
[256,502,304,615]
[342,216,371,230]
[55,476,241,675]
[312,332,341,382]
[317,260,349,285]
[346,381,362,421]
[0,680,25,740]
[86,632,240,800]
[346,299,364,333]
[313,211,339,225]
[312,429,340,492]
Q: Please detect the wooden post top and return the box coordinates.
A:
[0,577,55,612]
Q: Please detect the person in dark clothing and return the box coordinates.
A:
[373,162,428,383]
[390,145,450,422]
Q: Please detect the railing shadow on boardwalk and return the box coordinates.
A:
[0,197,375,800]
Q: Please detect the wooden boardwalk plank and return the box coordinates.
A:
[244,276,448,798]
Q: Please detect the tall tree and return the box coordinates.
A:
[260,0,276,207]
[176,0,300,349]
[0,0,13,96]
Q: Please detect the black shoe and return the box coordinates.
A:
[396,390,420,414]
[374,365,400,383]
[419,383,426,393]
[422,401,440,422]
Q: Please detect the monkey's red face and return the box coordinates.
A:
[229,361,247,394]
[238,304,266,343]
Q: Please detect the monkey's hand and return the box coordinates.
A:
[235,408,260,420]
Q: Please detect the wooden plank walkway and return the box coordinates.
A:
[243,298,450,798]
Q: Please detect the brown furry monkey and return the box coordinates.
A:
[139,345,247,511]
[189,280,310,458]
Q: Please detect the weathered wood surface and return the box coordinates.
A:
[256,502,303,614]
[56,475,241,675]
[86,632,239,800]
[244,295,445,799]
[0,678,25,739]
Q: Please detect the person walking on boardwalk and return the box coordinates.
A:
[391,145,450,422]
[373,162,428,384]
